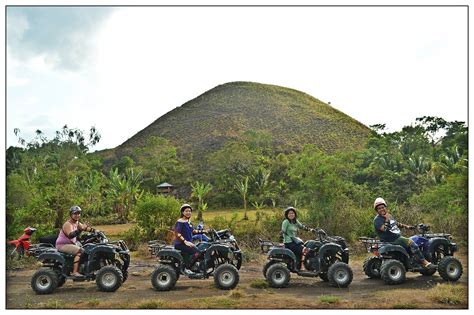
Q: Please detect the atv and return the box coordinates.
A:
[149,234,240,291]
[195,228,243,270]
[359,223,463,285]
[31,231,130,294]
[260,229,353,288]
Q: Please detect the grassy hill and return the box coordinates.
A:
[103,82,370,163]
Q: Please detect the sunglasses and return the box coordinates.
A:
[72,212,82,215]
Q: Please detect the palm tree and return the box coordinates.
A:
[235,176,249,220]
[191,181,213,221]
[108,168,143,223]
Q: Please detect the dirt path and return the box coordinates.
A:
[6,255,468,309]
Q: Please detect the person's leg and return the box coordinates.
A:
[285,242,303,269]
[176,244,200,269]
[394,237,430,266]
[59,244,83,276]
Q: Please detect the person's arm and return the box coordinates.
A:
[63,222,81,239]
[175,222,194,247]
[296,220,311,231]
[78,222,96,233]
[375,216,389,232]
[281,220,289,235]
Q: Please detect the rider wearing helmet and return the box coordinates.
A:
[55,206,96,277]
[173,204,208,272]
[373,197,434,269]
[281,207,313,270]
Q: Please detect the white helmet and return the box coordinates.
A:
[374,197,387,210]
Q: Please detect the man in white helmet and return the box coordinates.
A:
[373,197,434,269]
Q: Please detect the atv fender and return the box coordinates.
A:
[379,244,410,259]
[157,248,183,263]
[319,243,349,263]
[87,245,117,260]
[204,244,232,260]
[38,252,66,265]
[427,238,452,258]
[267,247,297,262]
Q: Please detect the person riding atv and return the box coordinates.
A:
[150,203,239,291]
[261,207,353,288]
[373,198,435,270]
[55,206,98,278]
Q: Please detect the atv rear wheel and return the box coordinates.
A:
[96,265,123,292]
[151,264,177,291]
[31,268,59,294]
[328,262,353,288]
[363,256,382,279]
[262,261,277,278]
[214,263,239,290]
[266,263,290,288]
[380,259,406,285]
[438,256,463,282]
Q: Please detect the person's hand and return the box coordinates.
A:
[184,240,195,247]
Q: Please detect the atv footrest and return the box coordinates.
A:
[188,273,206,279]
[296,271,319,277]
[67,275,87,282]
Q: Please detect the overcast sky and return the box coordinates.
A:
[5,5,468,151]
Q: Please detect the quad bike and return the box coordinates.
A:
[149,227,242,270]
[359,223,463,285]
[259,229,353,288]
[30,231,130,294]
[149,234,240,291]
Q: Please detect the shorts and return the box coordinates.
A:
[58,244,82,255]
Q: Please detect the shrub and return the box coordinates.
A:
[134,194,181,240]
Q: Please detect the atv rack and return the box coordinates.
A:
[358,237,385,253]
[258,238,283,253]
[147,240,168,257]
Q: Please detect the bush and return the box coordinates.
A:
[134,194,181,240]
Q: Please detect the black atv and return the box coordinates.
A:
[195,228,243,270]
[259,229,353,288]
[359,223,463,285]
[149,235,240,291]
[31,231,130,294]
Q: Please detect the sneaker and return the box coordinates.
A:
[183,268,194,276]
[422,263,437,270]
[71,272,84,278]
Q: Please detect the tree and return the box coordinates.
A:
[235,176,249,220]
[107,168,144,223]
[191,181,213,221]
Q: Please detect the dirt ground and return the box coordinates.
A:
[5,252,468,309]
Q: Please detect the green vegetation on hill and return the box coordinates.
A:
[115,81,370,158]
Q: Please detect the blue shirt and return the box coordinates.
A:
[173,220,194,245]
[373,215,401,242]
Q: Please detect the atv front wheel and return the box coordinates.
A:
[328,262,353,288]
[151,264,178,291]
[266,263,290,288]
[31,268,59,294]
[96,265,124,292]
[363,256,382,279]
[438,256,463,282]
[380,259,406,285]
[214,263,239,290]
[319,272,329,282]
